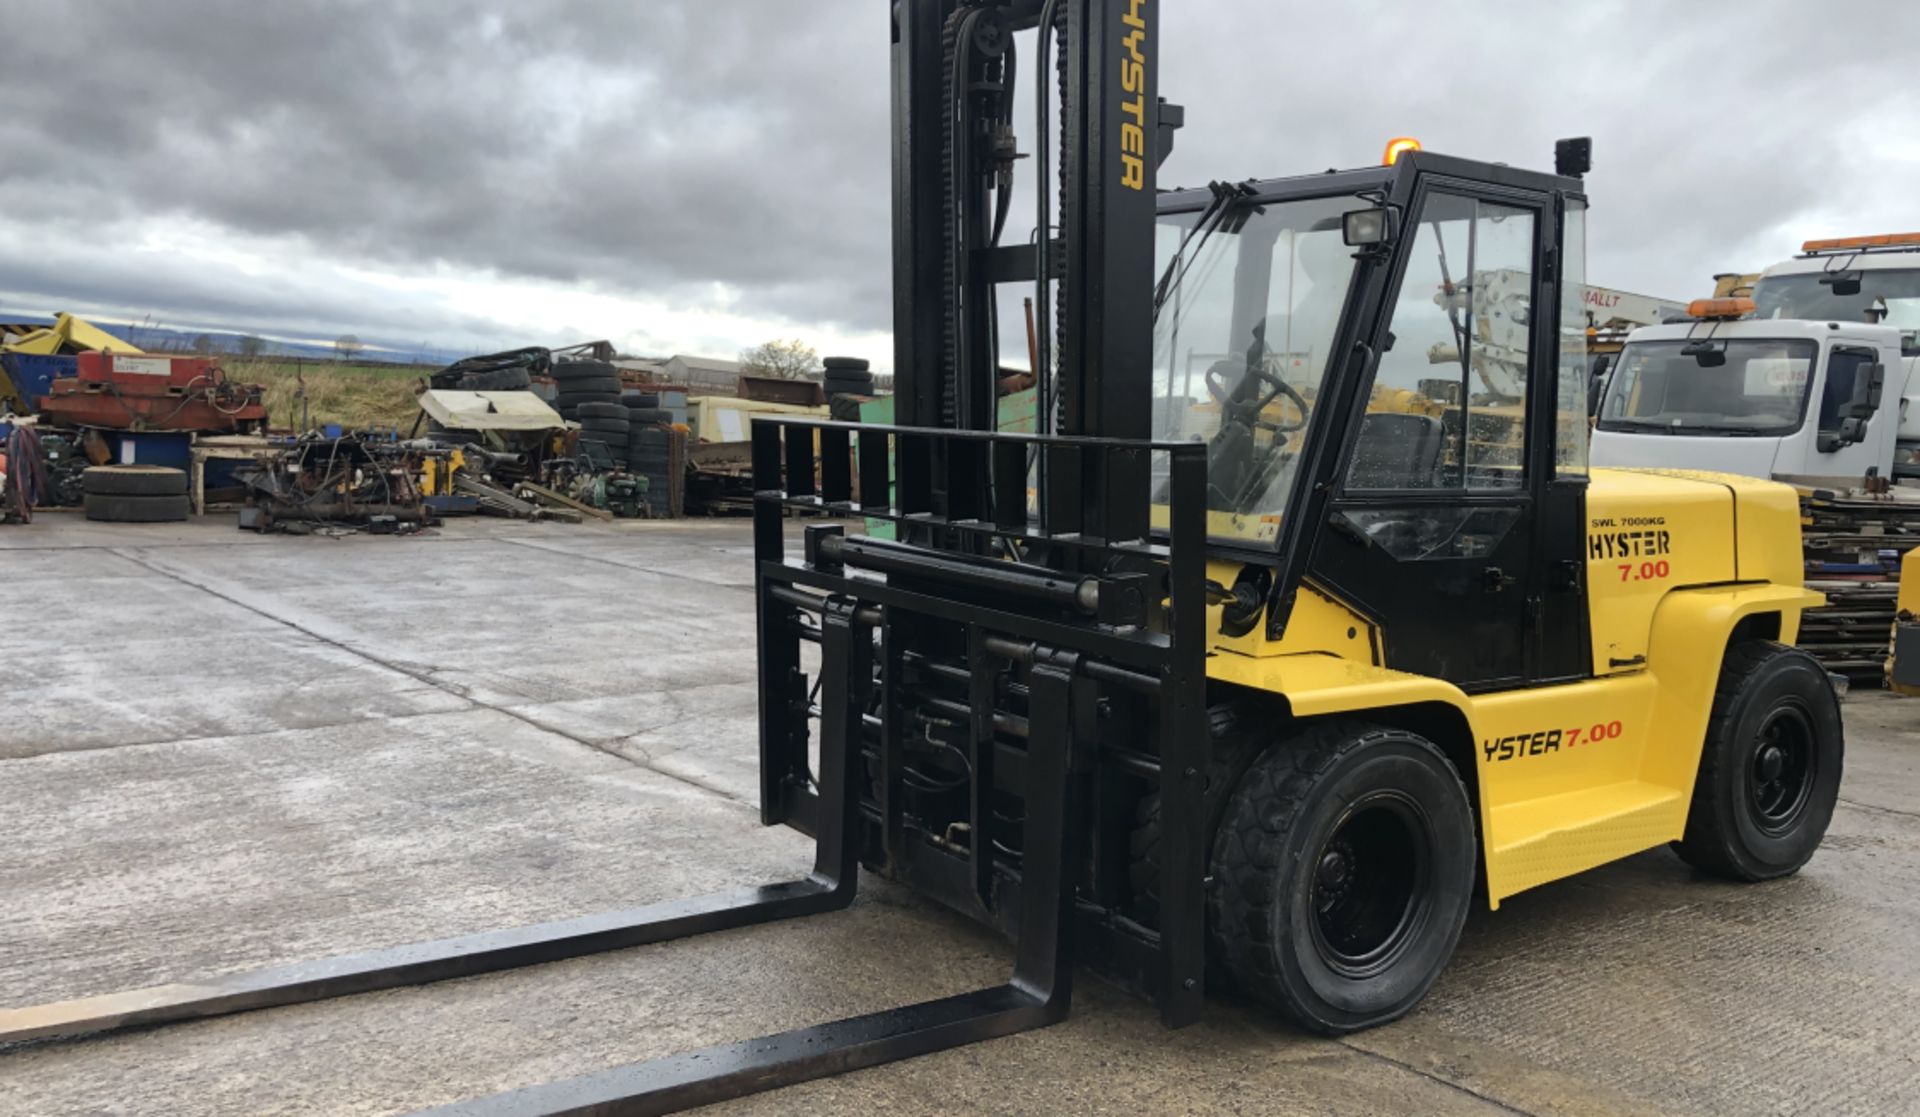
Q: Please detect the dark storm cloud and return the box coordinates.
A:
[0,0,895,333]
[1153,1,1920,295]
[3,1,1918,347]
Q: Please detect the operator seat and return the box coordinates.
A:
[1347,412,1444,489]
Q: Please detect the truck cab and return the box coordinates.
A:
[1592,235,1920,483]
[1590,316,1912,481]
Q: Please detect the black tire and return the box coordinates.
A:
[554,379,622,401]
[456,367,532,391]
[555,396,621,415]
[84,493,190,523]
[627,407,672,424]
[581,419,632,437]
[1673,641,1843,881]
[82,466,188,497]
[822,357,870,372]
[1128,701,1268,927]
[633,429,670,450]
[1209,721,1475,1035]
[577,401,630,421]
[552,359,618,383]
[623,392,661,408]
[825,371,875,392]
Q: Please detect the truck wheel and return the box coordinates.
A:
[1673,641,1842,881]
[1209,722,1474,1034]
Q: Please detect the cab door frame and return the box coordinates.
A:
[1296,172,1590,692]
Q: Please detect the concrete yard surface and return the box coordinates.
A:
[2,512,1917,1116]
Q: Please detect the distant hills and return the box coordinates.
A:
[3,314,457,365]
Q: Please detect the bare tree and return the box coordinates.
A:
[190,333,215,355]
[335,334,365,361]
[237,335,266,358]
[739,338,819,380]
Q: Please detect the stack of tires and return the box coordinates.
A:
[575,402,632,468]
[450,364,531,391]
[552,360,625,422]
[82,466,190,523]
[624,393,672,447]
[824,357,876,422]
[629,426,673,517]
[822,357,876,397]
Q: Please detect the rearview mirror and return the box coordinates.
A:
[1587,357,1612,416]
[1846,361,1886,420]
[1818,416,1870,453]
[1682,339,1727,367]
[1820,271,1864,297]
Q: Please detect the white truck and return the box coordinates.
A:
[1591,235,1920,482]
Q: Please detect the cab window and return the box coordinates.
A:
[1346,194,1537,491]
[1819,347,1876,435]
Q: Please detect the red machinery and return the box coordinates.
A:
[36,353,268,433]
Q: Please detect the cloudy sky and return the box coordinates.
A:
[4,1,1917,367]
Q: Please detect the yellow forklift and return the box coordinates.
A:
[0,2,1840,1112]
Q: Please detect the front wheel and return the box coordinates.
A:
[1208,722,1475,1034]
[1674,640,1843,881]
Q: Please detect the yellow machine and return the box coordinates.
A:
[419,446,467,497]
[0,313,144,413]
[1890,548,1920,695]
[0,313,144,357]
[0,13,1847,1112]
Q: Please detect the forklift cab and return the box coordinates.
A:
[1151,152,1595,689]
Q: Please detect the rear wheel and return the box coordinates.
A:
[1209,721,1474,1034]
[1674,640,1842,881]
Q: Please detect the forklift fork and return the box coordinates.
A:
[0,600,1095,1117]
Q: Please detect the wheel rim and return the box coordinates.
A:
[1308,792,1431,979]
[1748,702,1817,836]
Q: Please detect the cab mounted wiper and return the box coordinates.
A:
[1153,179,1255,314]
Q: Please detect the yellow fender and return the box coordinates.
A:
[1640,582,1822,796]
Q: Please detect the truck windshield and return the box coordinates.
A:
[1753,268,1920,349]
[1597,338,1817,436]
[1152,194,1363,544]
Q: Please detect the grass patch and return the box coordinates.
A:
[227,361,431,433]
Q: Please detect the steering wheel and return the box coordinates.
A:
[1204,359,1310,434]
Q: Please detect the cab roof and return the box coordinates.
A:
[1158,150,1585,212]
[1765,248,1920,279]
[1625,319,1904,346]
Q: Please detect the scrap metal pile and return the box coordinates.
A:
[229,349,686,534]
[1,329,699,534]
[234,433,436,534]
[1797,484,1920,680]
[37,353,267,433]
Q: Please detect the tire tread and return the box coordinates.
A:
[1674,639,1839,881]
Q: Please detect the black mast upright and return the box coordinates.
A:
[891,0,1170,537]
